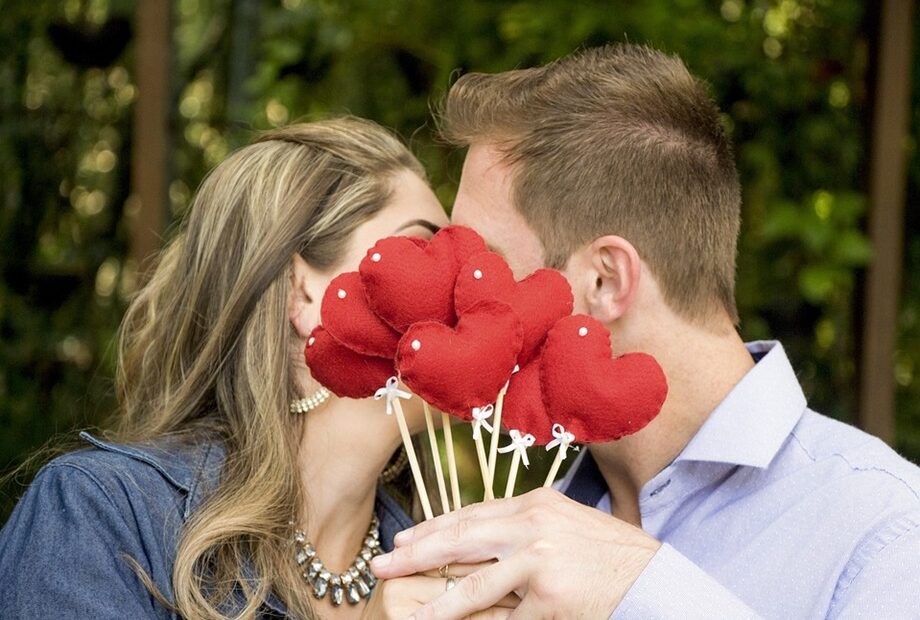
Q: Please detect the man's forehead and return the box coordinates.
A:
[454,143,545,277]
[463,143,514,184]
[456,144,515,217]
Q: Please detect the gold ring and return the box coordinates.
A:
[438,564,450,579]
[446,576,459,591]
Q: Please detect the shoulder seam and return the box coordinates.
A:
[789,427,818,462]
[183,440,216,519]
[38,462,169,610]
[41,462,131,525]
[79,431,190,492]
[789,431,920,502]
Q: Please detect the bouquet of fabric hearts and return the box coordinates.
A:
[305,226,668,519]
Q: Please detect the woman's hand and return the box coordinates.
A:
[363,563,518,619]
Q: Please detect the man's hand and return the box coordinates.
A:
[370,487,661,619]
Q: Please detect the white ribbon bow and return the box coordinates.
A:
[374,377,412,415]
[498,429,536,468]
[470,405,494,440]
[545,423,578,460]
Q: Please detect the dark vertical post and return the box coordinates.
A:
[859,0,915,443]
[226,0,260,144]
[130,1,171,279]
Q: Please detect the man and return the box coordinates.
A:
[371,44,920,618]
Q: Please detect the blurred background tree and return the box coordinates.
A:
[2,0,918,518]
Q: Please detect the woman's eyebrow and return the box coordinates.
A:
[394,219,441,234]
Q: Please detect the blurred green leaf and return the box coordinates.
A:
[799,264,840,304]
[831,230,873,266]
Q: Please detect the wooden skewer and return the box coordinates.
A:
[474,432,494,500]
[392,398,434,520]
[423,402,451,514]
[542,448,566,488]
[499,430,533,498]
[503,450,522,498]
[542,425,576,488]
[441,411,462,511]
[487,383,508,490]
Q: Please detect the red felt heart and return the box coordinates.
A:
[304,326,396,399]
[437,225,492,271]
[501,354,556,445]
[321,272,400,358]
[359,226,488,332]
[541,315,668,442]
[454,251,573,365]
[396,299,523,418]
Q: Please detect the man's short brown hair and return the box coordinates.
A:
[440,44,742,324]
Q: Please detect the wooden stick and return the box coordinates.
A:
[542,449,565,488]
[441,412,462,511]
[487,383,508,489]
[474,432,494,500]
[503,450,522,498]
[392,399,434,520]
[423,402,451,514]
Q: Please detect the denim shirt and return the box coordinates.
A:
[0,431,414,619]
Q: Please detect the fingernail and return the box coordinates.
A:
[371,553,391,569]
[394,529,413,545]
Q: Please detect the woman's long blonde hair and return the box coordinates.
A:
[114,117,425,619]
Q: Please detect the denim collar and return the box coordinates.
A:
[79,431,225,519]
[79,431,414,616]
[562,340,807,507]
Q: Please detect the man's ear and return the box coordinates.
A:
[288,254,324,340]
[584,236,642,324]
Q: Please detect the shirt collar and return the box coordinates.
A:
[563,340,807,506]
[674,340,806,469]
[79,430,225,518]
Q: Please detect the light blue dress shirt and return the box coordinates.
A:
[558,341,920,619]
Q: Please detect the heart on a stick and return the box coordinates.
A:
[396,299,523,418]
[502,354,556,445]
[454,251,574,366]
[304,326,396,399]
[321,271,401,359]
[359,226,488,332]
[541,315,668,442]
[437,225,492,271]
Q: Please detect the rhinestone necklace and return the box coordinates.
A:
[294,515,382,607]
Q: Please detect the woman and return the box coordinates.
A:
[0,118,500,619]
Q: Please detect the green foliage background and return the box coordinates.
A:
[2,0,919,517]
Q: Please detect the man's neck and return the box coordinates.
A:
[589,319,755,526]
